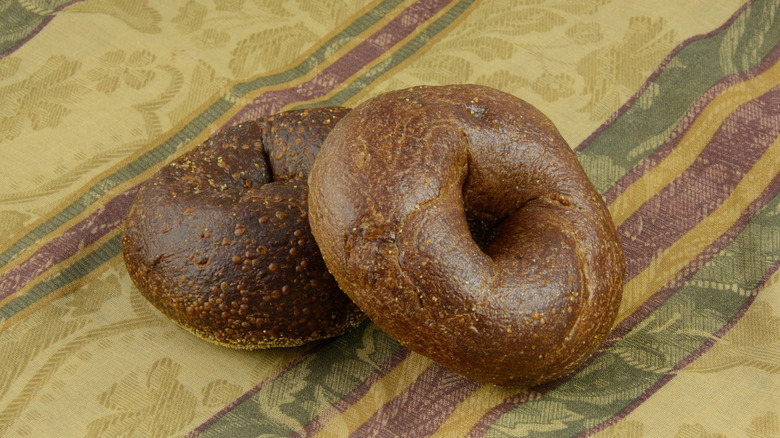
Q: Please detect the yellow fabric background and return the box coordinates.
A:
[0,0,743,243]
[3,1,777,437]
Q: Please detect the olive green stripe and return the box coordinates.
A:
[577,0,780,194]
[195,1,480,435]
[294,0,477,109]
[0,0,405,270]
[0,234,122,320]
[0,0,74,56]
[484,187,780,437]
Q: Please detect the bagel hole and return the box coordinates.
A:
[467,218,498,252]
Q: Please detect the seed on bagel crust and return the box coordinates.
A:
[122,107,365,349]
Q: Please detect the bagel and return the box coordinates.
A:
[308,85,625,387]
[122,107,365,349]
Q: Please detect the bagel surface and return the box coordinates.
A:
[122,107,365,349]
[308,85,625,386]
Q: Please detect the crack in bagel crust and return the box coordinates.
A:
[122,107,366,349]
[308,85,625,387]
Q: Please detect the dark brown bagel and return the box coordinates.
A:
[308,85,625,387]
[122,107,365,349]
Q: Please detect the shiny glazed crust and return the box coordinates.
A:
[122,107,365,349]
[308,85,625,386]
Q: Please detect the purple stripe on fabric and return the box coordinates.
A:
[294,347,412,438]
[0,186,138,301]
[297,49,780,438]
[619,86,780,281]
[225,0,454,126]
[186,0,461,433]
[579,257,780,438]
[608,171,780,343]
[348,363,482,438]
[573,0,755,153]
[602,42,780,205]
[0,0,456,306]
[465,391,541,438]
[469,172,780,438]
[0,0,88,60]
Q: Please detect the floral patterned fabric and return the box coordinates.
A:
[1,0,778,436]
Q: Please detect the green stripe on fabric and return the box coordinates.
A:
[295,0,477,109]
[0,234,122,320]
[195,1,479,435]
[483,191,780,437]
[199,322,402,438]
[0,0,405,270]
[577,0,780,194]
[0,0,73,55]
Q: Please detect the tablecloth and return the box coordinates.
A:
[1,0,778,436]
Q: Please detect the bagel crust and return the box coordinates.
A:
[122,107,365,349]
[308,85,625,387]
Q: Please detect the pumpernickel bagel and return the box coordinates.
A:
[308,85,625,387]
[122,107,365,349]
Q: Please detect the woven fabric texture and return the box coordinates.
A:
[1,1,778,436]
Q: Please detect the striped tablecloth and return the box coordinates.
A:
[1,1,778,436]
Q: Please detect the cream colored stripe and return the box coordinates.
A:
[610,58,780,227]
[617,135,780,320]
[311,354,433,438]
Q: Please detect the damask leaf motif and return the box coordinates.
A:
[548,0,611,15]
[296,1,359,30]
[378,2,580,92]
[577,16,677,121]
[598,420,644,438]
[0,57,22,80]
[252,359,314,432]
[172,0,208,35]
[65,274,122,318]
[86,358,197,438]
[0,55,90,142]
[86,50,157,94]
[474,69,530,95]
[720,3,778,76]
[228,23,317,78]
[66,0,162,33]
[468,7,566,37]
[746,411,779,438]
[530,72,576,101]
[0,209,31,242]
[167,60,229,124]
[192,27,230,49]
[434,6,567,63]
[215,0,246,12]
[491,399,586,437]
[0,0,73,53]
[201,379,242,408]
[250,0,294,18]
[673,423,727,438]
[15,0,60,15]
[0,306,87,401]
[686,301,780,374]
[577,153,629,194]
[565,21,604,44]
